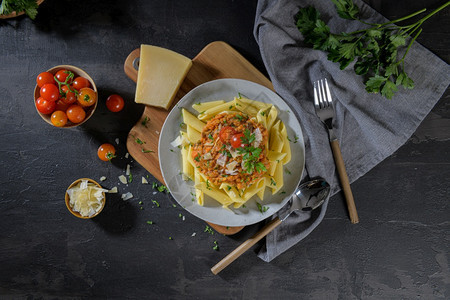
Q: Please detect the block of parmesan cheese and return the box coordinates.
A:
[135,44,192,109]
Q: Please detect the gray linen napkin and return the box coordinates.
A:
[254,0,450,262]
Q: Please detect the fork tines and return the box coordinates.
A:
[314,78,333,109]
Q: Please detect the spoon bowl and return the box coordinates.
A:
[295,178,330,211]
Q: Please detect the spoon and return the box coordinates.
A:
[211,178,330,275]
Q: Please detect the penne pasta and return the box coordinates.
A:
[279,121,292,164]
[270,161,284,195]
[187,125,201,143]
[266,105,278,133]
[233,98,260,116]
[197,102,237,120]
[196,181,234,207]
[236,97,272,110]
[192,100,225,113]
[194,170,204,206]
[182,108,206,132]
[181,146,194,181]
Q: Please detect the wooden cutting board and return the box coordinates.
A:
[124,41,273,235]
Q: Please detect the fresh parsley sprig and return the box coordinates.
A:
[295,0,450,99]
[237,129,267,174]
[0,0,39,19]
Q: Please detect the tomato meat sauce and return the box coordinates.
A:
[191,112,269,190]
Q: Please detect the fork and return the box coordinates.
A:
[314,79,359,224]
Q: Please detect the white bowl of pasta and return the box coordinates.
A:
[159,79,305,226]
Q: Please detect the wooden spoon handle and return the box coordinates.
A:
[330,139,359,224]
[211,217,282,275]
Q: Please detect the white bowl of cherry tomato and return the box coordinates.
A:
[34,65,98,128]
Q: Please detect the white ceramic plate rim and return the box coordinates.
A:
[159,78,305,226]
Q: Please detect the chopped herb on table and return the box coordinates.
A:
[152,182,168,193]
[152,200,160,207]
[213,241,219,251]
[204,225,214,235]
[295,0,450,99]
[146,220,153,225]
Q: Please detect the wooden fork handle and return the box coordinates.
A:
[330,140,359,224]
[211,217,282,275]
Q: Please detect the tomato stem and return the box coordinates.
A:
[54,71,79,97]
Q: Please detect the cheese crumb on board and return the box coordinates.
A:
[135,44,192,109]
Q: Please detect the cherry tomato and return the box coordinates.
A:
[66,105,86,123]
[40,83,60,102]
[51,111,68,127]
[106,94,125,112]
[55,70,72,84]
[35,97,56,115]
[230,133,246,148]
[77,88,97,107]
[97,143,116,161]
[55,100,70,112]
[61,85,77,105]
[36,72,55,88]
[72,76,90,90]
[219,126,236,143]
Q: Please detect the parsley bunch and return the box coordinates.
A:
[237,130,267,174]
[0,0,39,19]
[295,0,450,99]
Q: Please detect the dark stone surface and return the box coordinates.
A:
[0,0,448,298]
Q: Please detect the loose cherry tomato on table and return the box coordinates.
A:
[55,69,72,84]
[40,83,60,102]
[106,94,125,112]
[77,88,97,107]
[36,72,55,87]
[35,97,56,114]
[230,133,246,148]
[219,126,236,143]
[66,104,86,123]
[61,85,77,105]
[72,76,90,90]
[98,143,116,161]
[51,111,68,127]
